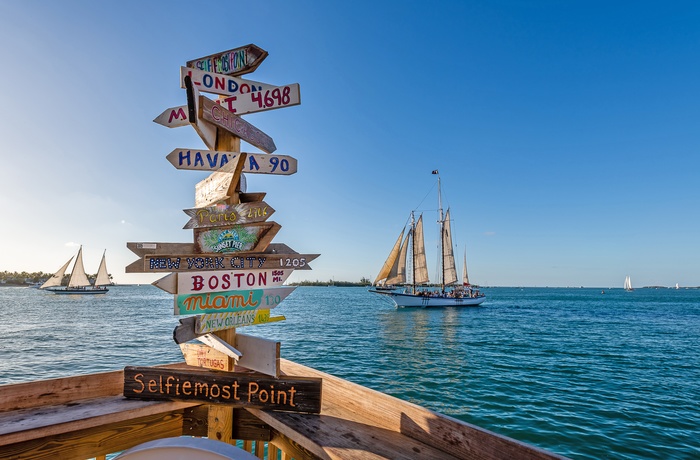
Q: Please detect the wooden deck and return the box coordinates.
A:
[0,360,568,460]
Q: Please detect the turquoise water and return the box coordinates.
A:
[0,285,698,459]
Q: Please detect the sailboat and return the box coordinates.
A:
[40,246,111,294]
[624,275,633,291]
[370,171,485,307]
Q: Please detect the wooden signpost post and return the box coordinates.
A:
[130,44,319,434]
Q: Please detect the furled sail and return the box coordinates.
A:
[67,246,92,288]
[374,230,404,285]
[442,208,458,285]
[40,257,74,289]
[94,251,111,287]
[413,214,429,284]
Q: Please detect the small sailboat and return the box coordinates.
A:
[371,171,485,307]
[624,275,633,291]
[41,246,110,294]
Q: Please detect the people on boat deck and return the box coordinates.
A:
[415,288,483,298]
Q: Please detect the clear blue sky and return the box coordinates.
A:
[1,1,698,288]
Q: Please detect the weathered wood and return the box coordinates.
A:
[233,332,281,378]
[269,359,566,460]
[196,333,243,360]
[126,252,319,273]
[180,342,235,371]
[185,201,274,230]
[193,222,280,254]
[182,405,209,436]
[217,83,301,116]
[164,268,293,295]
[194,156,245,208]
[232,408,272,441]
[174,286,296,316]
[128,241,298,257]
[0,410,186,460]
[198,91,277,154]
[168,149,298,175]
[187,44,268,76]
[180,66,276,97]
[185,76,218,150]
[123,366,322,414]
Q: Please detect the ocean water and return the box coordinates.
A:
[0,285,698,459]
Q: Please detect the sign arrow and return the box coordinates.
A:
[167,149,298,175]
[186,75,276,153]
[186,44,268,77]
[172,309,285,344]
[174,286,297,316]
[183,202,274,229]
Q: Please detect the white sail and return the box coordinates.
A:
[624,276,632,291]
[386,232,409,285]
[94,251,110,287]
[67,246,92,288]
[374,230,404,285]
[462,249,470,286]
[442,208,458,286]
[40,257,74,289]
[413,215,429,284]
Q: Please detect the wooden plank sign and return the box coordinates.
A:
[197,310,285,333]
[123,366,322,413]
[194,222,280,254]
[167,149,298,175]
[196,333,242,360]
[186,44,268,77]
[128,242,297,257]
[157,269,294,295]
[217,83,300,116]
[184,202,274,230]
[194,164,245,208]
[186,76,276,153]
[180,343,234,371]
[127,252,318,273]
[180,66,277,98]
[174,286,296,316]
[153,106,189,128]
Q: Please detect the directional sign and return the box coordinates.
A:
[167,149,298,175]
[180,343,234,371]
[194,171,235,208]
[153,268,293,295]
[185,77,218,150]
[197,310,285,334]
[154,106,189,128]
[128,242,298,257]
[186,76,276,153]
[186,44,268,77]
[126,252,318,273]
[197,333,242,360]
[194,222,280,254]
[184,202,273,230]
[216,83,300,116]
[174,286,296,316]
[180,66,277,97]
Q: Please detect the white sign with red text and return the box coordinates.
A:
[177,269,293,294]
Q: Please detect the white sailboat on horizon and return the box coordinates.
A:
[41,246,111,294]
[624,275,633,291]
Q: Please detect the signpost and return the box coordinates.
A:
[134,44,320,422]
[167,150,298,175]
[174,286,296,315]
[186,44,268,77]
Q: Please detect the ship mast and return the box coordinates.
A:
[436,172,445,291]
